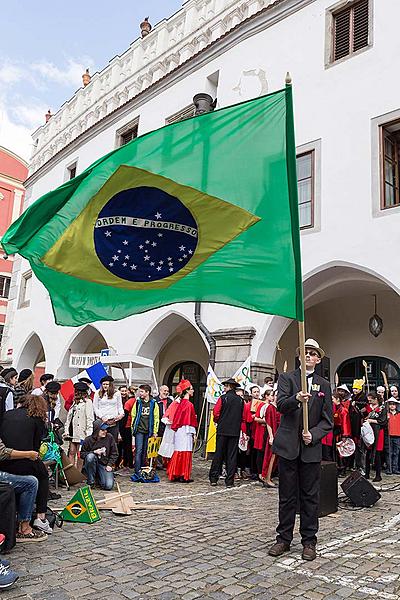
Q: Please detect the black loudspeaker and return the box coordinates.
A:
[319,461,338,517]
[341,471,381,507]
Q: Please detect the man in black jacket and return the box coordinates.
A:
[268,339,333,562]
[209,378,243,488]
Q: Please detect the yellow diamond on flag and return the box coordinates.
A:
[43,166,260,290]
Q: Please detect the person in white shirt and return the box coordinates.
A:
[93,376,124,445]
[0,368,17,416]
[32,373,54,397]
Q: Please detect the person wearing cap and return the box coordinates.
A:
[167,380,197,483]
[13,369,34,405]
[32,373,54,397]
[42,381,62,423]
[93,376,124,445]
[64,377,93,412]
[64,382,94,470]
[376,386,386,404]
[209,378,244,487]
[80,419,118,490]
[268,338,333,562]
[0,368,17,422]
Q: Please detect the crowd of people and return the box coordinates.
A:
[1,352,400,586]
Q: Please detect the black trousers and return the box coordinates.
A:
[209,435,239,486]
[0,459,49,514]
[117,427,133,468]
[276,456,321,546]
[365,450,382,479]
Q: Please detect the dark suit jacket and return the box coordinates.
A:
[272,368,333,463]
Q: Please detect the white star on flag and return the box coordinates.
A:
[139,245,144,249]
[109,262,114,266]
[157,266,162,271]
[167,257,172,261]
[112,255,119,261]
[168,262,173,266]
[179,245,185,251]
[151,242,157,247]
[188,249,193,254]
[123,240,129,245]
[145,240,150,244]
[158,233,163,238]
[150,262,155,266]
[159,260,164,265]
[169,268,173,272]
[183,254,188,258]
[155,212,162,219]
[125,255,130,260]
[130,264,137,270]
[105,231,111,237]
[122,263,127,267]
[117,250,121,253]
[144,255,150,261]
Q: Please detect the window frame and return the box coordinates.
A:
[115,117,140,148]
[325,0,373,68]
[64,159,78,182]
[0,275,11,299]
[379,119,400,211]
[296,150,315,231]
[165,104,196,125]
[18,270,32,309]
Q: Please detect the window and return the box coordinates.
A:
[165,104,196,125]
[120,125,138,146]
[332,0,369,62]
[380,121,400,209]
[0,325,3,346]
[296,151,314,229]
[0,276,10,299]
[68,163,77,179]
[18,271,32,308]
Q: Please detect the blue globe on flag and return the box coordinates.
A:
[94,186,198,283]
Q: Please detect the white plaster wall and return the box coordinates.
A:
[5,0,400,375]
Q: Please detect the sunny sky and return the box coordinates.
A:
[0,0,183,162]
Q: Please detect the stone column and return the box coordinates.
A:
[211,327,256,379]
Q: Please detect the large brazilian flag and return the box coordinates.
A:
[1,86,304,327]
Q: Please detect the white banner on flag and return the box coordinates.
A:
[232,357,252,390]
[206,365,224,405]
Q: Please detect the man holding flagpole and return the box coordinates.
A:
[268,338,333,562]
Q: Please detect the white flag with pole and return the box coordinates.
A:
[232,356,252,390]
[206,365,224,405]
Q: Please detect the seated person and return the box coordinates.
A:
[80,420,117,490]
[0,533,18,590]
[0,436,46,542]
[0,395,52,535]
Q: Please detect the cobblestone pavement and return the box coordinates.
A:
[3,459,400,600]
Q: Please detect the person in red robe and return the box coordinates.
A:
[167,380,198,483]
[261,388,281,487]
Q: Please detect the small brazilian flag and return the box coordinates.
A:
[1,87,303,326]
[59,485,101,524]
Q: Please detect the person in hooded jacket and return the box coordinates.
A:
[80,420,117,490]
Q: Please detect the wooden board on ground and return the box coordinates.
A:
[96,489,190,515]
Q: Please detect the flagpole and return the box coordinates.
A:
[285,71,309,436]
[298,320,309,434]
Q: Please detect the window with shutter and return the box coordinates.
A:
[165,105,196,125]
[381,123,400,210]
[120,125,138,146]
[332,0,369,63]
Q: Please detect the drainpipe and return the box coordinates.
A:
[193,93,217,368]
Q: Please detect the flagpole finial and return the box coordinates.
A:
[285,72,292,85]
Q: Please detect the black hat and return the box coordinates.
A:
[40,373,54,383]
[2,367,17,380]
[78,377,92,385]
[100,375,114,384]
[222,378,240,388]
[74,381,89,392]
[45,381,61,393]
[18,369,33,382]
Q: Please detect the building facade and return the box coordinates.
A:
[0,147,27,354]
[2,0,400,403]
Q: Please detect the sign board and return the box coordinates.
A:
[147,436,162,459]
[69,353,101,369]
[59,486,101,524]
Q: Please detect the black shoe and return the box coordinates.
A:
[48,491,61,501]
[373,476,382,482]
[225,483,234,488]
[210,481,218,487]
[302,545,317,561]
[268,542,290,557]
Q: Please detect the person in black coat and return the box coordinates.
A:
[0,394,53,534]
[209,378,244,488]
[268,339,333,562]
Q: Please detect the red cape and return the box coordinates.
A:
[171,397,198,431]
